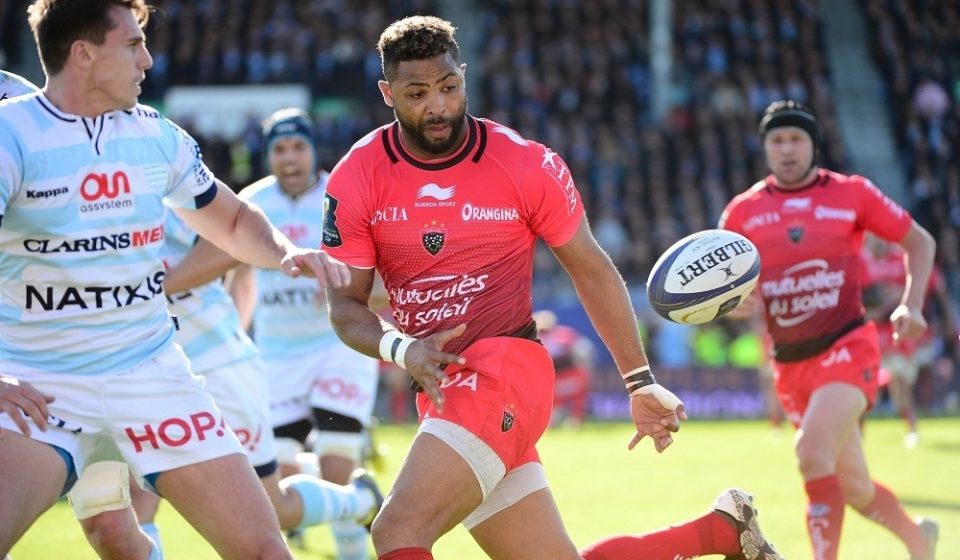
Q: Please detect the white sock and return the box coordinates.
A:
[140,523,163,560]
[332,520,369,560]
[284,475,375,529]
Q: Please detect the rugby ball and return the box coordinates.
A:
[646,229,761,325]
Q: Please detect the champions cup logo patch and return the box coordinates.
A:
[322,194,342,248]
[421,221,446,256]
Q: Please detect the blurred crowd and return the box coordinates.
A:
[138,0,436,183]
[477,0,846,296]
[862,0,960,297]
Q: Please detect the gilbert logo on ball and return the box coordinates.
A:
[646,229,761,325]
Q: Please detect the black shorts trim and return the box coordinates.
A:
[272,418,313,444]
[311,407,363,433]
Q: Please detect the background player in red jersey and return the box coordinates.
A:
[323,15,781,560]
[860,234,958,448]
[722,100,939,560]
[533,310,594,428]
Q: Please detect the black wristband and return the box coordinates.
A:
[624,371,656,395]
[389,337,403,362]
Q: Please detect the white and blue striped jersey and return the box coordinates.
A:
[239,173,338,360]
[0,94,217,376]
[162,210,259,374]
[0,70,39,101]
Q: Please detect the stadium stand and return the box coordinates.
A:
[862,0,960,297]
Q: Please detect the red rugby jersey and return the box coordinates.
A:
[721,169,912,360]
[322,116,583,353]
[860,243,942,354]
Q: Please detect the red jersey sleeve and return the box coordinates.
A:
[718,195,746,234]
[856,177,912,242]
[322,151,377,268]
[525,144,583,247]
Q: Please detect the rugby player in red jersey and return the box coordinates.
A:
[722,100,939,560]
[323,15,781,560]
[861,235,957,448]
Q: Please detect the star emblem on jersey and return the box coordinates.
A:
[421,221,446,256]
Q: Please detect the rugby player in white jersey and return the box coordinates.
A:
[165,108,383,560]
[0,2,348,559]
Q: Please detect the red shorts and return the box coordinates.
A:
[416,337,554,472]
[772,322,881,427]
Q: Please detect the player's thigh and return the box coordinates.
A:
[374,432,483,544]
[0,432,68,549]
[469,487,580,560]
[798,382,866,460]
[156,452,287,559]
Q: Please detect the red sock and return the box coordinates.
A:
[379,548,433,560]
[805,475,845,560]
[856,481,927,556]
[579,511,739,560]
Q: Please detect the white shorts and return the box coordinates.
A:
[307,342,378,426]
[0,344,243,484]
[200,357,276,468]
[261,352,318,428]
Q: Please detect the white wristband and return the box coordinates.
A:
[378,331,416,370]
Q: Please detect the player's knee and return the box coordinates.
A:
[794,435,835,476]
[371,498,436,550]
[69,462,132,521]
[840,475,874,507]
[251,534,293,560]
[79,510,144,560]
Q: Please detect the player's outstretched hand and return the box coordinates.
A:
[627,384,686,453]
[280,248,351,288]
[890,304,927,342]
[404,324,468,412]
[0,376,54,438]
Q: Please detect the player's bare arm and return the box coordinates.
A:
[226,264,257,331]
[163,238,240,294]
[0,376,54,438]
[892,220,936,341]
[327,266,465,410]
[175,180,349,287]
[551,221,686,452]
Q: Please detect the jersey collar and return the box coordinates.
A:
[382,115,488,171]
[765,168,828,194]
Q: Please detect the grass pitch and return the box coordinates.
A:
[11,417,958,559]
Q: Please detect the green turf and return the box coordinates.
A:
[11,417,958,559]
